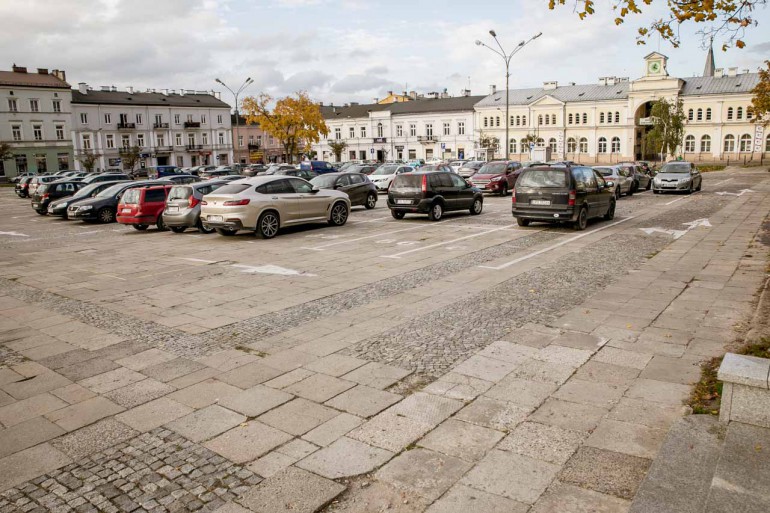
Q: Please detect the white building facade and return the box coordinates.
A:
[71,84,233,172]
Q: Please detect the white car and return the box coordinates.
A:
[368,164,414,192]
[449,160,468,173]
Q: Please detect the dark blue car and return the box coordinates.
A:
[300,160,336,175]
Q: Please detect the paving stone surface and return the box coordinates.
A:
[377,448,473,501]
[165,405,246,443]
[204,421,293,464]
[498,421,587,465]
[284,373,356,403]
[237,467,344,513]
[325,385,402,418]
[0,416,64,458]
[559,446,652,500]
[49,418,138,460]
[454,396,531,431]
[103,378,175,409]
[530,481,631,513]
[296,436,393,479]
[116,396,194,432]
[348,413,434,452]
[218,385,294,417]
[418,419,504,462]
[258,398,338,436]
[425,484,529,513]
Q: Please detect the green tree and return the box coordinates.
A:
[77,149,101,173]
[478,132,499,159]
[328,140,348,162]
[0,141,13,161]
[521,133,538,150]
[646,98,686,159]
[547,0,765,50]
[119,145,142,172]
[751,60,770,125]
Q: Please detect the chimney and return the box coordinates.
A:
[52,69,66,81]
[409,90,417,100]
[543,81,558,90]
[161,88,169,95]
[127,86,134,94]
[78,82,88,94]
[12,65,27,73]
[111,85,117,92]
[462,89,471,97]
[715,68,724,78]
[387,90,393,96]
[727,67,738,77]
[489,84,497,95]
[37,68,48,75]
[100,85,110,91]
[598,77,607,86]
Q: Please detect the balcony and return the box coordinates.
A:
[247,143,261,150]
[373,137,387,144]
[117,122,136,129]
[417,135,436,143]
[118,147,138,154]
[153,122,169,129]
[154,146,173,153]
[184,121,201,128]
[186,144,203,151]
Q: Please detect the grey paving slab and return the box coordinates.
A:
[103,377,175,408]
[264,368,315,389]
[531,482,631,513]
[303,354,368,377]
[484,377,558,409]
[377,448,472,501]
[49,418,138,460]
[44,396,124,431]
[348,412,434,452]
[559,446,651,500]
[341,361,412,389]
[426,484,529,513]
[594,347,654,370]
[297,436,393,479]
[452,354,519,382]
[116,396,194,432]
[477,341,539,364]
[212,503,253,513]
[460,449,560,504]
[168,366,221,389]
[639,355,703,385]
[0,368,22,387]
[275,438,318,459]
[115,348,177,371]
[50,382,97,404]
[164,404,246,442]
[197,348,260,371]
[77,367,146,394]
[0,393,68,427]
[0,416,65,458]
[259,398,339,436]
[531,398,608,432]
[167,378,242,408]
[418,419,504,462]
[57,357,120,381]
[247,451,298,478]
[507,358,575,385]
[219,384,294,417]
[141,357,207,383]
[536,344,593,368]
[302,412,363,447]
[551,332,605,351]
[1,371,71,400]
[284,373,356,402]
[625,379,691,406]
[385,392,463,426]
[322,480,430,513]
[259,349,318,372]
[498,421,586,465]
[0,442,71,492]
[608,397,685,430]
[454,396,531,431]
[422,372,493,401]
[204,420,292,464]
[325,385,402,418]
[237,466,345,513]
[553,379,626,409]
[574,360,641,386]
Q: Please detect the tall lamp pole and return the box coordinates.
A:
[476,31,541,160]
[215,77,254,165]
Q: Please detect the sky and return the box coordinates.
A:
[2,0,769,109]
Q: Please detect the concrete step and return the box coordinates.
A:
[704,421,770,513]
[630,415,724,513]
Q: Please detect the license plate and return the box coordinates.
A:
[121,208,131,213]
[208,215,223,222]
[31,203,39,208]
[396,199,411,205]
[531,199,551,206]
[167,206,179,213]
[662,184,676,188]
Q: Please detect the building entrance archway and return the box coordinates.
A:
[634,101,656,161]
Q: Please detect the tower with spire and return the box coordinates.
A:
[703,38,716,77]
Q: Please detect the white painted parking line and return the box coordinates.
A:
[478,216,637,270]
[382,224,518,259]
[349,216,391,224]
[0,231,30,237]
[75,230,100,236]
[714,178,733,186]
[304,225,431,250]
[232,264,316,277]
[664,191,700,206]
[178,257,219,264]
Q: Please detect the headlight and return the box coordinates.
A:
[59,202,68,208]
[653,178,661,185]
[79,205,93,211]
[679,178,690,183]
[491,177,502,182]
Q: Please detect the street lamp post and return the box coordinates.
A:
[476,30,541,160]
[215,77,254,165]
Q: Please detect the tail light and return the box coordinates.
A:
[568,190,576,206]
[421,175,427,194]
[188,196,200,208]
[201,200,208,206]
[223,199,250,206]
[42,193,49,199]
[511,188,516,203]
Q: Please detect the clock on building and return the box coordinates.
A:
[648,61,661,74]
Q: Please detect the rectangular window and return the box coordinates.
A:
[443,122,450,136]
[202,132,208,145]
[137,134,144,147]
[15,155,28,173]
[33,125,42,141]
[360,126,366,138]
[106,135,115,149]
[122,135,131,148]
[256,135,262,145]
[238,135,243,147]
[154,114,163,125]
[119,113,129,124]
[174,114,181,125]
[408,149,416,159]
[409,124,416,137]
[248,135,254,145]
[349,127,355,138]
[136,113,143,125]
[175,133,182,146]
[80,113,88,124]
[55,125,64,141]
[82,134,91,150]
[218,132,225,144]
[187,114,193,122]
[156,134,165,146]
[35,154,46,173]
[105,113,112,124]
[188,133,196,146]
[457,121,465,135]
[11,124,22,141]
[217,114,223,124]
[425,124,433,137]
[334,128,341,140]
[201,115,207,125]
[349,150,356,160]
[29,99,39,112]
[8,98,17,112]
[57,153,69,171]
[52,99,61,113]
[396,125,403,137]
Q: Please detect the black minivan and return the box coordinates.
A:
[512,166,616,230]
[387,171,484,221]
[31,180,83,215]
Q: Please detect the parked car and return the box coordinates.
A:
[420,164,455,173]
[368,164,414,192]
[470,161,522,196]
[129,168,149,179]
[594,165,634,199]
[117,185,173,231]
[346,164,378,175]
[512,166,616,230]
[30,180,83,215]
[299,160,336,175]
[81,172,132,185]
[217,175,247,182]
[338,161,362,172]
[67,180,170,223]
[275,168,317,180]
[310,172,378,209]
[457,161,485,178]
[199,167,238,180]
[407,159,425,168]
[14,176,33,197]
[162,181,227,233]
[388,171,483,221]
[163,174,201,184]
[652,161,702,194]
[28,175,59,196]
[48,181,129,218]
[263,164,295,175]
[147,166,181,179]
[242,165,268,177]
[449,160,468,173]
[200,176,351,238]
[619,163,651,191]
[11,172,36,184]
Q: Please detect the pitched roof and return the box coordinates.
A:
[475,83,630,107]
[71,90,231,108]
[323,102,390,118]
[0,70,70,89]
[680,73,759,95]
[322,95,485,119]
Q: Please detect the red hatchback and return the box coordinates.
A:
[117,185,172,231]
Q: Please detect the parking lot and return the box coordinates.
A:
[1,167,769,512]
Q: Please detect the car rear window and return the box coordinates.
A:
[121,189,140,204]
[478,162,507,174]
[517,169,568,188]
[144,189,167,202]
[391,175,423,192]
[310,175,338,188]
[594,167,614,176]
[213,184,250,195]
[168,186,192,201]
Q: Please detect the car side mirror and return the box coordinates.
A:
[606,180,615,188]
[310,186,320,193]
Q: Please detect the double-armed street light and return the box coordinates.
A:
[215,77,254,164]
[476,30,541,159]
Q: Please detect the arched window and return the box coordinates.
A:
[727,107,734,120]
[607,112,612,123]
[723,134,735,152]
[551,114,556,125]
[747,107,754,120]
[483,117,488,127]
[536,137,545,147]
[549,138,557,152]
[766,134,770,152]
[611,136,620,153]
[600,113,605,123]
[736,107,743,120]
[579,137,588,153]
[598,137,607,153]
[377,122,383,138]
[510,116,514,127]
[567,137,577,152]
[684,135,695,153]
[696,108,703,121]
[615,112,620,123]
[739,134,752,152]
[538,115,543,126]
[522,115,527,125]
[544,115,550,125]
[515,116,520,126]
[706,108,712,121]
[496,116,500,127]
[582,113,587,124]
[700,135,711,153]
[688,109,694,121]
[509,138,517,154]
[568,113,573,124]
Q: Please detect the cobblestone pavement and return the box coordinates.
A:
[0,168,768,513]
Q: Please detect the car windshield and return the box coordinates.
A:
[72,183,102,198]
[37,184,50,193]
[168,186,192,200]
[463,162,484,169]
[121,189,140,204]
[659,163,691,174]
[97,183,129,197]
[391,175,423,192]
[594,167,615,177]
[371,165,399,175]
[310,175,338,188]
[477,163,507,174]
[213,183,250,195]
[517,169,568,188]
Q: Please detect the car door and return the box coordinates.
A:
[334,174,355,201]
[432,173,457,209]
[592,170,612,215]
[291,178,328,221]
[449,173,474,209]
[580,168,602,218]
[505,163,517,188]
[259,179,302,223]
[346,174,368,205]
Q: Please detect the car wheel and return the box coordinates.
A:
[97,207,115,223]
[133,224,148,231]
[604,199,616,220]
[156,216,167,231]
[627,186,634,197]
[365,193,377,209]
[329,202,349,226]
[470,197,483,215]
[653,189,660,194]
[646,180,652,190]
[170,226,186,233]
[391,210,405,220]
[35,209,47,216]
[573,207,588,231]
[687,184,693,195]
[215,228,237,236]
[517,217,530,227]
[257,211,280,239]
[501,184,508,196]
[198,220,215,234]
[696,180,702,191]
[615,187,621,200]
[428,202,444,221]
